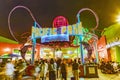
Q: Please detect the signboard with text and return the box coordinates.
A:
[32,22,82,43]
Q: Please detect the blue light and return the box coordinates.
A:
[41,34,69,43]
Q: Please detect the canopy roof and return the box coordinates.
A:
[0,36,18,44]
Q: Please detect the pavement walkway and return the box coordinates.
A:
[56,66,120,80]
[24,65,120,80]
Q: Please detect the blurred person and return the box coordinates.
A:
[48,58,57,80]
[13,59,27,80]
[106,61,114,73]
[112,62,118,73]
[56,58,61,78]
[5,59,15,80]
[78,58,81,64]
[100,61,106,73]
[0,62,6,80]
[24,63,36,80]
[60,59,67,80]
[72,59,79,80]
[34,61,40,79]
[39,60,48,80]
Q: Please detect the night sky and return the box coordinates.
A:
[0,0,120,43]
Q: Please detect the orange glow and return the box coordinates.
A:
[0,42,21,55]
[97,36,108,61]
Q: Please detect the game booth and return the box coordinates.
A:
[30,8,99,78]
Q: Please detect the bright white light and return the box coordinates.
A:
[116,14,120,23]
[106,41,120,48]
[4,48,11,52]
[67,50,73,54]
[74,50,77,53]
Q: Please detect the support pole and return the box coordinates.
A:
[31,22,37,64]
[79,35,84,64]
[94,41,99,63]
[31,35,36,64]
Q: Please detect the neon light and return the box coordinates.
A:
[61,26,67,34]
[32,22,83,38]
[8,6,41,42]
[68,25,73,35]
[77,8,99,30]
[53,16,69,28]
[106,41,120,49]
[41,34,69,43]
[52,28,57,35]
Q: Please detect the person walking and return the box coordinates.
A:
[48,58,57,80]
[60,59,67,80]
[34,61,40,79]
[72,59,79,80]
[39,60,48,80]
[56,58,61,78]
[5,59,15,80]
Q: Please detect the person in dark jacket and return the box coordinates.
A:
[48,58,57,80]
[60,59,67,80]
[56,58,61,78]
[72,59,79,80]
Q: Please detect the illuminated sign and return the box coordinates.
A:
[32,22,82,43]
[32,22,82,38]
[41,34,69,43]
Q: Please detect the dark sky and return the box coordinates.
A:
[0,0,120,43]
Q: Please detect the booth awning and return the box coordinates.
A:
[0,36,18,44]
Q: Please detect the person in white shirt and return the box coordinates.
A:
[5,59,15,80]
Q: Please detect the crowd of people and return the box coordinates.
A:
[99,61,120,74]
[0,58,81,80]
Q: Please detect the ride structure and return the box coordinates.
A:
[8,5,99,78]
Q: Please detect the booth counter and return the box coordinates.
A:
[79,63,99,78]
